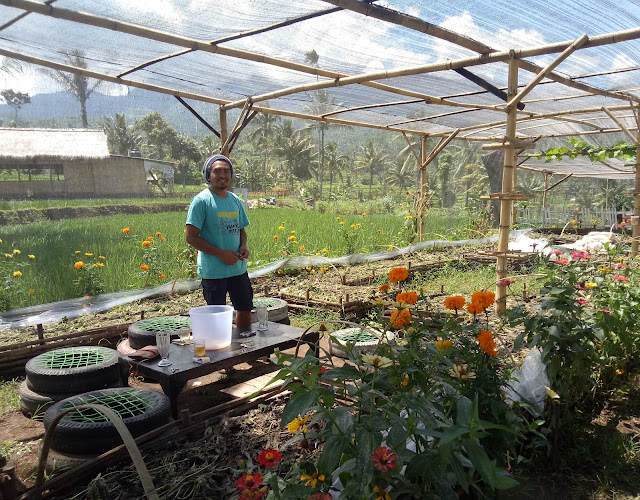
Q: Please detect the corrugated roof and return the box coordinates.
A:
[0,128,110,160]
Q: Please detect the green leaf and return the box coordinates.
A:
[464,438,495,489]
[332,406,354,434]
[456,396,472,425]
[494,471,519,490]
[317,434,349,472]
[281,390,319,428]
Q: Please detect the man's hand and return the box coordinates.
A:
[219,249,240,266]
[238,246,250,260]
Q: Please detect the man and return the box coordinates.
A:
[186,154,253,327]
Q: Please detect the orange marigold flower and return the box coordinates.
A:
[396,291,418,305]
[122,227,131,234]
[158,274,165,279]
[156,232,162,236]
[74,261,84,269]
[379,284,390,292]
[388,267,409,283]
[142,241,151,247]
[140,264,149,271]
[435,340,453,352]
[466,302,485,315]
[444,295,465,310]
[148,236,154,241]
[477,330,498,357]
[471,291,495,309]
[390,308,411,329]
[160,237,166,241]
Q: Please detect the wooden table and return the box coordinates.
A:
[118,322,317,418]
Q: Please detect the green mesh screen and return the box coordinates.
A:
[334,328,379,343]
[135,316,191,332]
[36,348,106,369]
[254,298,281,308]
[59,389,155,423]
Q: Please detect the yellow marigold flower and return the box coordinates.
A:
[310,269,316,274]
[315,252,321,256]
[140,264,149,271]
[264,252,269,256]
[92,263,99,268]
[356,223,361,226]
[340,221,345,225]
[142,241,151,247]
[4,253,12,259]
[449,363,475,379]
[300,470,325,488]
[617,257,624,262]
[273,235,279,239]
[616,368,624,375]
[545,386,560,400]
[321,266,329,273]
[287,415,311,433]
[390,308,411,329]
[288,235,296,241]
[404,215,412,219]
[158,273,165,279]
[401,374,409,387]
[85,252,93,257]
[74,261,84,269]
[12,271,22,277]
[584,282,597,288]
[278,226,285,230]
[388,267,409,283]
[98,255,105,260]
[477,330,498,357]
[0,238,2,243]
[291,230,295,234]
[322,248,328,253]
[28,254,35,259]
[362,212,367,216]
[28,289,34,294]
[350,224,356,228]
[122,227,131,234]
[396,291,418,305]
[336,217,341,220]
[12,249,20,254]
[435,340,453,352]
[299,245,305,251]
[156,232,162,236]
[361,354,393,369]
[599,267,612,273]
[75,250,81,254]
[444,295,465,311]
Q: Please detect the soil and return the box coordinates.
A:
[1,232,638,498]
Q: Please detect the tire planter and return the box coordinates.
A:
[44,388,172,455]
[127,315,191,349]
[328,327,388,359]
[39,443,98,474]
[251,297,289,324]
[19,381,75,419]
[25,346,120,395]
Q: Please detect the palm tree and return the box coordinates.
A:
[387,156,416,189]
[324,142,350,197]
[249,109,280,191]
[355,141,392,198]
[101,113,143,155]
[272,119,317,192]
[302,90,343,199]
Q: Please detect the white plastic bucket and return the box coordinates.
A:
[189,305,234,350]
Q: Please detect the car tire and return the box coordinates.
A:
[128,316,191,349]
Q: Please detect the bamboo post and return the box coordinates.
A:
[632,108,640,256]
[219,106,229,156]
[542,173,549,227]
[496,58,519,314]
[420,135,427,241]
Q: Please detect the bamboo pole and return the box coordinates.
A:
[496,58,519,314]
[542,173,549,227]
[632,107,640,256]
[420,136,427,240]
[602,107,638,144]
[219,106,229,157]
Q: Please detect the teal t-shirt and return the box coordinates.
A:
[186,189,250,279]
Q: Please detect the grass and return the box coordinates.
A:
[0,207,473,311]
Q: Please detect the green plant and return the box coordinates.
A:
[0,244,36,311]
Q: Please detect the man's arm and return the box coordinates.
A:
[185,224,240,266]
[238,228,250,260]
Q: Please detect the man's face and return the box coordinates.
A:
[209,160,231,189]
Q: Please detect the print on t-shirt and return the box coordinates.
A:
[218,211,240,235]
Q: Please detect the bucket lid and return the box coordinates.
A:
[189,305,234,315]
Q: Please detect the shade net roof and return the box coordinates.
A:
[0,0,638,177]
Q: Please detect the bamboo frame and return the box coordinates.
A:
[633,106,640,256]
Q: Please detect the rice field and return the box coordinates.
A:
[0,207,470,311]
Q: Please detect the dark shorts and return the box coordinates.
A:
[201,272,253,311]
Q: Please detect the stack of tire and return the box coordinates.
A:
[251,297,289,325]
[328,327,387,358]
[42,387,171,470]
[20,345,121,418]
[117,315,191,356]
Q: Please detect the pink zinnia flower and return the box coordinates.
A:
[551,250,565,256]
[576,299,588,305]
[612,275,630,282]
[613,263,627,269]
[571,251,590,260]
[555,259,569,265]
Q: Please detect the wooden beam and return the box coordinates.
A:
[453,67,525,110]
[507,34,590,109]
[632,106,640,256]
[174,96,220,138]
[602,107,639,144]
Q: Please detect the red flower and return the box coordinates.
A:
[257,449,282,468]
[237,473,264,490]
[576,299,588,305]
[307,493,332,500]
[371,446,397,472]
[555,259,569,265]
[240,489,266,500]
[551,250,565,256]
[612,275,630,282]
[497,279,514,287]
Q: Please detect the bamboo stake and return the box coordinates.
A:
[219,106,229,156]
[496,58,519,314]
[602,107,638,144]
[420,136,428,240]
[632,107,640,256]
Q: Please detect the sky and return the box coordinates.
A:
[0,0,637,97]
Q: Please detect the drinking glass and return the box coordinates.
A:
[156,332,172,367]
[256,304,269,331]
[194,339,206,358]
